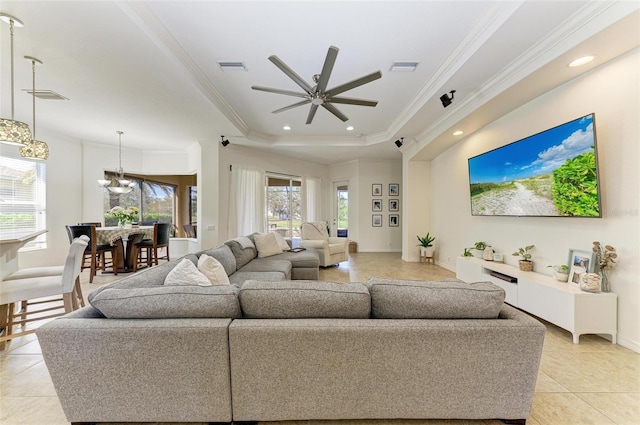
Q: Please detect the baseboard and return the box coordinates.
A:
[616,334,640,353]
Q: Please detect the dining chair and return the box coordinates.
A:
[66,224,118,283]
[78,222,102,227]
[132,223,171,272]
[0,236,88,350]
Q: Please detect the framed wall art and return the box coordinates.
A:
[372,199,382,212]
[389,199,399,211]
[389,183,399,196]
[372,184,382,196]
[372,214,382,227]
[389,214,399,227]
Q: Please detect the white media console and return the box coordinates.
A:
[456,257,617,344]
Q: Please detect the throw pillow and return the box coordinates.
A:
[253,232,283,258]
[273,231,291,251]
[197,254,231,286]
[164,257,212,287]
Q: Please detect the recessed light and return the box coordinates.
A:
[346,126,354,131]
[453,130,464,136]
[283,125,291,131]
[568,56,594,67]
[390,62,419,72]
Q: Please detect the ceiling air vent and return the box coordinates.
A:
[218,62,247,71]
[390,62,419,72]
[22,89,69,100]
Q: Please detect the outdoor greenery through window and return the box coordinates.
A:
[0,154,47,250]
[103,172,175,226]
[266,174,301,239]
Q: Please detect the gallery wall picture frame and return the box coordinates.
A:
[389,199,399,212]
[372,214,382,227]
[372,184,382,196]
[567,248,595,287]
[389,183,399,196]
[372,199,382,211]
[389,214,399,227]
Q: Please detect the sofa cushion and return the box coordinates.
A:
[253,233,283,258]
[237,258,292,279]
[88,285,242,319]
[229,271,287,287]
[366,277,505,319]
[164,258,213,287]
[273,232,291,251]
[198,254,231,286]
[201,244,237,276]
[239,280,370,319]
[269,249,320,269]
[225,237,257,270]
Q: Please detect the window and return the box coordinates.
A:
[103,172,175,226]
[266,174,301,239]
[0,154,47,250]
[188,185,197,225]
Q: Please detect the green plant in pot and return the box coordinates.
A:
[547,264,569,282]
[462,247,474,257]
[417,233,436,258]
[513,245,535,271]
[473,241,487,258]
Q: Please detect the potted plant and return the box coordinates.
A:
[462,247,474,258]
[512,245,534,271]
[416,233,436,258]
[547,264,569,282]
[473,241,487,258]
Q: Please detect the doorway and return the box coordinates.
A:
[333,180,349,238]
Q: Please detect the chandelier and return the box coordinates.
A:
[98,131,135,194]
[20,56,49,160]
[0,14,32,146]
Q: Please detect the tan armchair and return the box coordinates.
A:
[300,222,349,267]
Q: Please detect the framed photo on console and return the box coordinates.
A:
[372,214,382,227]
[372,184,382,196]
[567,248,595,287]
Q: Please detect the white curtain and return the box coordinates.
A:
[304,177,321,222]
[228,166,264,237]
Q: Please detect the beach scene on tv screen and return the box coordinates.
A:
[468,114,600,217]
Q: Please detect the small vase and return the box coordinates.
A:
[600,268,610,292]
[118,219,126,229]
[580,273,601,293]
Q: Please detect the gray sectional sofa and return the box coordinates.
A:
[37,276,546,425]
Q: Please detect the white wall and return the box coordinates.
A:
[403,159,430,261]
[330,159,403,252]
[428,49,640,351]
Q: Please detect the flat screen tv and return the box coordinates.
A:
[468,113,601,217]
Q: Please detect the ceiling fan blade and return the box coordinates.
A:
[327,96,378,107]
[325,70,382,97]
[316,46,339,94]
[306,104,319,125]
[252,85,309,99]
[322,103,348,122]
[268,55,314,95]
[272,99,311,114]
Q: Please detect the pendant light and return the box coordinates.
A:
[0,14,32,146]
[98,131,136,194]
[20,56,49,160]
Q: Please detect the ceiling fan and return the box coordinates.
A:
[252,46,382,124]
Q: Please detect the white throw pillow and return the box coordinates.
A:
[273,232,291,251]
[197,254,230,286]
[164,258,212,287]
[253,232,283,258]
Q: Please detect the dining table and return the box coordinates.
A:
[95,226,154,272]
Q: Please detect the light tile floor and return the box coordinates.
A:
[1,253,638,425]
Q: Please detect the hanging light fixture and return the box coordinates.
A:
[20,56,49,160]
[0,14,32,146]
[98,131,135,194]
